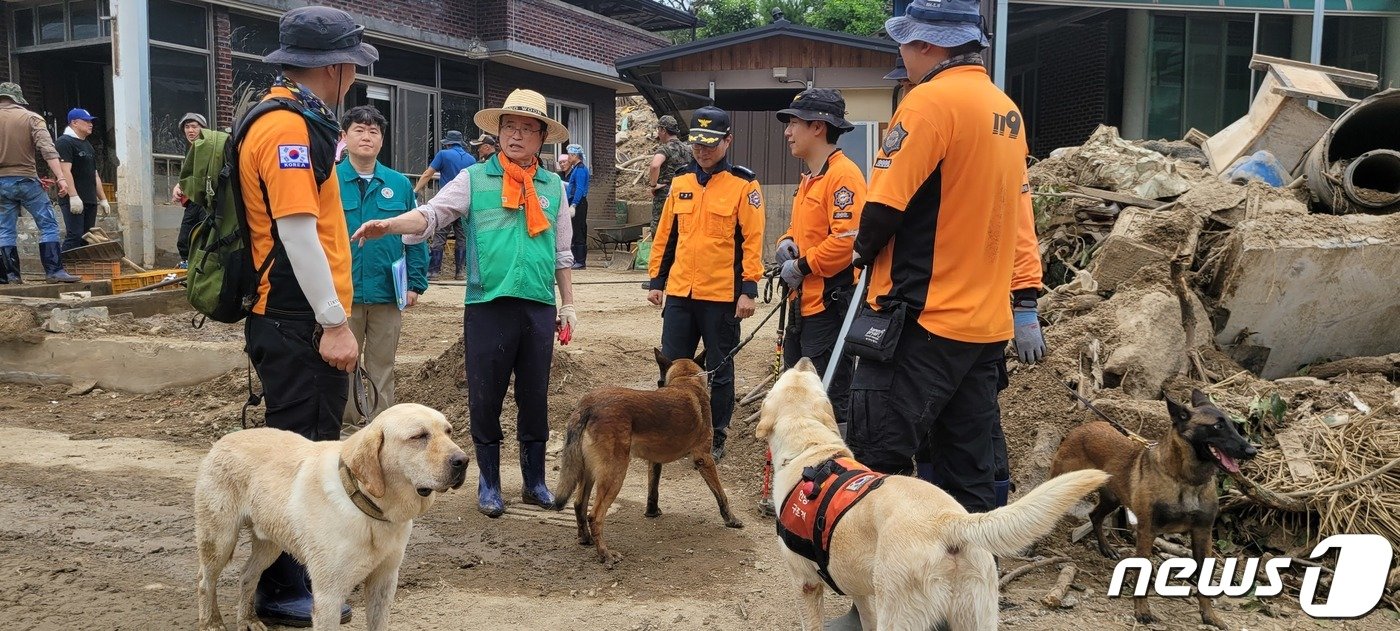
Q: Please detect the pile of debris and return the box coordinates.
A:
[1016,56,1400,598]
[615,97,661,203]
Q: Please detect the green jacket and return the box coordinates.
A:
[178,128,231,208]
[338,159,429,305]
[463,155,563,305]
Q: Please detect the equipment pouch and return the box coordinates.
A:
[842,301,905,363]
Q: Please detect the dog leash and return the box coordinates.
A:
[1057,378,1153,447]
[701,270,787,378]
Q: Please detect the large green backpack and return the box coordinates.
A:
[185,98,317,323]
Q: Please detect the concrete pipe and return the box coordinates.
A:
[1303,88,1400,214]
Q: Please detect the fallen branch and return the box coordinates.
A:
[1154,537,1193,558]
[998,556,1070,589]
[1040,564,1079,608]
[1281,455,1400,499]
[1225,471,1308,512]
[1305,353,1400,380]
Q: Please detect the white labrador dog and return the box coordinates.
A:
[195,403,468,631]
[757,360,1109,631]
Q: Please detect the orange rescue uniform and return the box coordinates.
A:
[239,86,353,317]
[649,166,765,301]
[862,65,1040,343]
[778,149,864,316]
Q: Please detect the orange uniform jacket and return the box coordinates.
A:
[779,149,864,317]
[239,87,353,318]
[855,65,1041,343]
[649,163,765,301]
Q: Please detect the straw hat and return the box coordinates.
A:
[474,89,570,144]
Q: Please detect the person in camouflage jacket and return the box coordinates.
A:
[647,115,693,232]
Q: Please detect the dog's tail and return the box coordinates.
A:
[550,406,593,511]
[947,469,1109,557]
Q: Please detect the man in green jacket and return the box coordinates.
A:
[339,105,428,422]
[351,89,577,517]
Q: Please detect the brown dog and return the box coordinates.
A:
[1051,388,1258,629]
[551,349,744,567]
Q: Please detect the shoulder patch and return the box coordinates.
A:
[833,211,853,220]
[881,123,908,156]
[833,186,855,211]
[278,144,311,169]
[678,191,694,200]
[729,165,757,181]
[748,190,762,208]
[874,158,892,169]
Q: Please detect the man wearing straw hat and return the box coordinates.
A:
[352,88,578,518]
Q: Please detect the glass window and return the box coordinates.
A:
[14,8,36,47]
[442,93,481,146]
[229,13,278,57]
[372,45,436,86]
[37,3,65,44]
[232,57,279,113]
[150,47,210,154]
[70,0,100,40]
[149,0,207,49]
[1146,15,1184,140]
[441,60,480,94]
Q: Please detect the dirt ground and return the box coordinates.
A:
[0,269,1394,630]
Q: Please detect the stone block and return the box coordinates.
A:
[44,306,109,333]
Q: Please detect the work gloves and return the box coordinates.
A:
[67,194,84,214]
[1012,302,1047,364]
[97,199,110,215]
[557,303,578,333]
[779,258,806,289]
[775,238,799,264]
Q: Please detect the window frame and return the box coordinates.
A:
[147,0,213,158]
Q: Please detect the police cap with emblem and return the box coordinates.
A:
[776,88,854,132]
[687,106,732,147]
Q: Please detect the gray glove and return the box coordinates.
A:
[779,258,806,288]
[775,238,799,264]
[1012,307,1047,364]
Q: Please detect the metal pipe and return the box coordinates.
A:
[1342,149,1400,211]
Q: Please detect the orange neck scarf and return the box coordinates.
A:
[500,156,549,237]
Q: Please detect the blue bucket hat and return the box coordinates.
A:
[441,130,465,146]
[885,0,990,49]
[263,7,379,68]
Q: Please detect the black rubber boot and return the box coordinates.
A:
[1,246,20,284]
[255,553,350,627]
[38,242,79,283]
[711,427,727,462]
[475,443,505,517]
[520,441,555,508]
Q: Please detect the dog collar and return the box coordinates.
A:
[338,459,389,522]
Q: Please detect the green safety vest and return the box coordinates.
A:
[463,156,562,305]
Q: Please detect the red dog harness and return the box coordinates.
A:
[776,456,888,594]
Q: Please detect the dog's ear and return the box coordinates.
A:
[1165,395,1192,430]
[693,348,707,367]
[346,424,386,498]
[1190,388,1212,408]
[795,357,817,374]
[654,347,671,373]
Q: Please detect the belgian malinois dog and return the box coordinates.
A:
[1051,388,1258,629]
[552,349,744,568]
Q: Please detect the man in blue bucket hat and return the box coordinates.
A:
[829,1,1046,626]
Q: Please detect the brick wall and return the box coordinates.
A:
[321,0,477,41]
[480,0,669,68]
[1011,15,1121,156]
[485,63,619,220]
[213,8,234,130]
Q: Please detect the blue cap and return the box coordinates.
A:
[566,144,584,156]
[67,108,96,122]
[885,0,990,49]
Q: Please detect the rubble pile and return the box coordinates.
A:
[614,97,661,203]
[1019,99,1400,578]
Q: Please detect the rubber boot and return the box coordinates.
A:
[255,553,350,627]
[520,441,555,508]
[711,427,728,462]
[1,246,20,284]
[475,443,505,517]
[39,242,79,283]
[994,477,1011,508]
[825,605,862,630]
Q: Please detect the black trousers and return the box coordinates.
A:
[660,296,739,444]
[59,198,98,252]
[848,316,1007,513]
[464,298,556,446]
[570,198,589,266]
[782,301,854,426]
[176,201,206,260]
[244,315,348,441]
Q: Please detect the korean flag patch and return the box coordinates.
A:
[278,145,311,169]
[748,190,762,208]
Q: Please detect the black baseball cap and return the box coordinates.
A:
[776,88,854,131]
[687,106,732,147]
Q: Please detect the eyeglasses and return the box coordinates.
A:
[500,122,543,137]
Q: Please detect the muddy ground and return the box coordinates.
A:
[0,269,1393,630]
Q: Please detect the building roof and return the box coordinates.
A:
[561,0,699,32]
[616,19,897,121]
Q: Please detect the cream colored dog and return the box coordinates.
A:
[195,403,468,631]
[757,360,1109,631]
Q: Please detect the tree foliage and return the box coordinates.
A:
[691,0,889,39]
[808,0,890,37]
